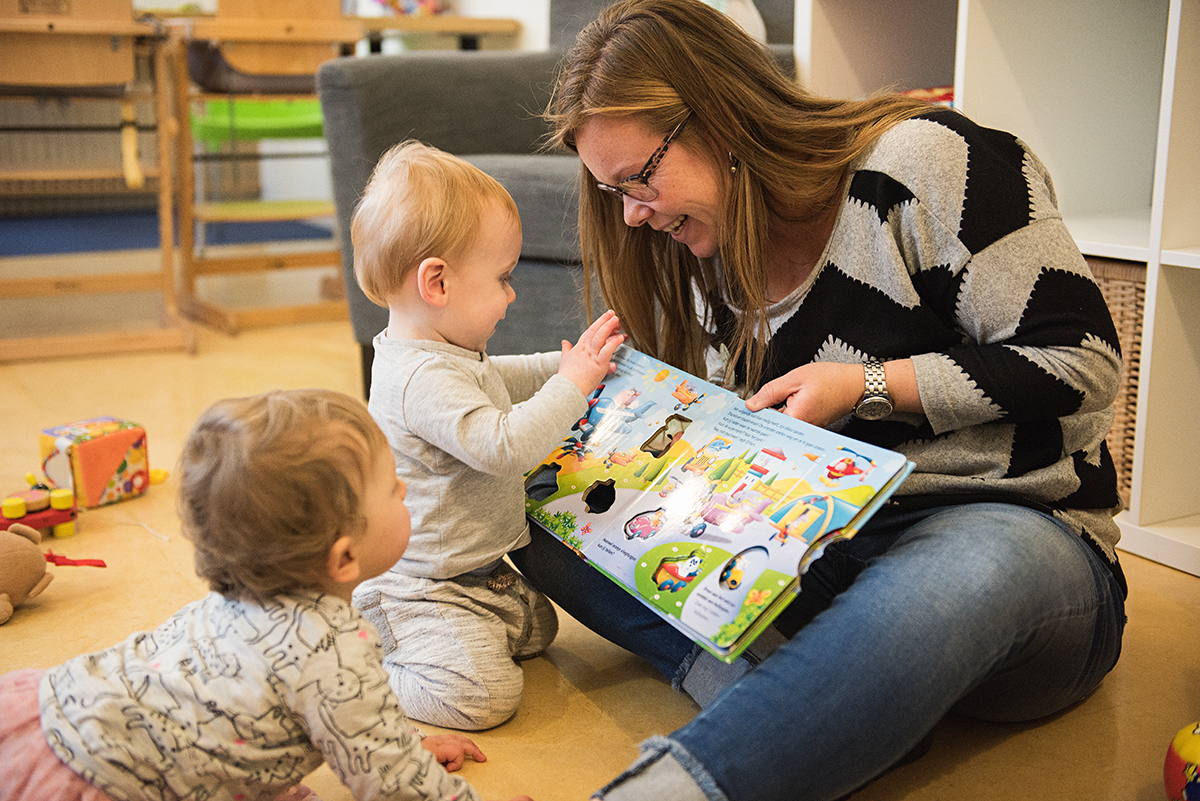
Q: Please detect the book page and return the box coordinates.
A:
[525,346,910,653]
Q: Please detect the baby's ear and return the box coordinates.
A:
[415,257,449,307]
[325,535,360,584]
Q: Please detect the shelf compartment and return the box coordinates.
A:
[1129,264,1200,527]
[1117,511,1200,577]
[1066,210,1153,263]
[1155,0,1200,257]
[956,0,1170,254]
[795,0,958,98]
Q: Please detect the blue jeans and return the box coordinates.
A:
[511,502,1126,801]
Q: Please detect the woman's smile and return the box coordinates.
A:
[662,214,688,236]
[577,115,724,259]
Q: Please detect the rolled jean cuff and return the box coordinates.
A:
[592,736,725,801]
[675,627,788,707]
[671,644,704,694]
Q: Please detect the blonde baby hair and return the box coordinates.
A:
[352,140,521,307]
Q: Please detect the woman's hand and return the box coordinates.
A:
[745,362,866,426]
[746,359,920,426]
[420,733,486,771]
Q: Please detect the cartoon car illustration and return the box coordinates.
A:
[719,555,746,589]
[653,550,705,592]
[681,436,731,475]
[624,508,666,540]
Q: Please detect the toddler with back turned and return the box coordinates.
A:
[0,388,532,801]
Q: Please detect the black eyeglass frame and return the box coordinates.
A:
[594,117,689,202]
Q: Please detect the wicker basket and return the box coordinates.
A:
[1088,257,1146,508]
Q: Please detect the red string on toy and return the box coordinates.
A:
[44,551,107,568]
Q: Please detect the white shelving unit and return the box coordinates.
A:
[794,0,1200,576]
[957,1,1168,264]
[1125,0,1200,575]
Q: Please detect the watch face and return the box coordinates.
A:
[856,397,893,421]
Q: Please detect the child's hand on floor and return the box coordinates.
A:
[421,736,535,801]
[420,733,486,771]
[559,310,624,395]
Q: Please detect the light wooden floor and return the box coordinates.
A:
[2,289,1198,800]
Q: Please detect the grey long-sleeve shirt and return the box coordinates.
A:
[367,336,587,579]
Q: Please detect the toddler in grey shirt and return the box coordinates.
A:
[350,141,623,730]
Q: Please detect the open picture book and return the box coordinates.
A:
[524,346,915,663]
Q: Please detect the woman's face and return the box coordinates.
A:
[575,115,726,259]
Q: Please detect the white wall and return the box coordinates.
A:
[456,0,550,51]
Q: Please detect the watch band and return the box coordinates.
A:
[863,358,887,398]
[854,358,893,420]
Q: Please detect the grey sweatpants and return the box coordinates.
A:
[353,560,558,730]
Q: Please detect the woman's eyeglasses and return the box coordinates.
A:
[595,117,688,202]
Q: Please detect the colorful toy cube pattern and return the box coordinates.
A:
[39,417,149,508]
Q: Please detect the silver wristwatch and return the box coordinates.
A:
[854,358,893,420]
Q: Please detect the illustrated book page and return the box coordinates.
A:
[524,346,914,662]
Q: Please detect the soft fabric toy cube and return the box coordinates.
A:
[39,417,149,508]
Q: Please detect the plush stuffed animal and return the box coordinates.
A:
[0,523,52,624]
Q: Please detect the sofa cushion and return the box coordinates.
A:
[465,154,581,265]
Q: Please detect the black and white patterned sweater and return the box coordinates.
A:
[706,109,1125,586]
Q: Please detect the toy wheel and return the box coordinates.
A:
[52,521,76,538]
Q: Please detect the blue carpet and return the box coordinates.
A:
[0,211,331,257]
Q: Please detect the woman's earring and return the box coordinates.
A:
[729,152,740,174]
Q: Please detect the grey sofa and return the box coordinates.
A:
[318,2,794,398]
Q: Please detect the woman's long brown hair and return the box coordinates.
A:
[546,0,935,390]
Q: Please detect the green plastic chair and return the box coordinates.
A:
[189,97,325,149]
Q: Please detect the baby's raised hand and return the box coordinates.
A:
[559,310,624,395]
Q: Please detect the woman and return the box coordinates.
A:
[509,1,1128,799]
